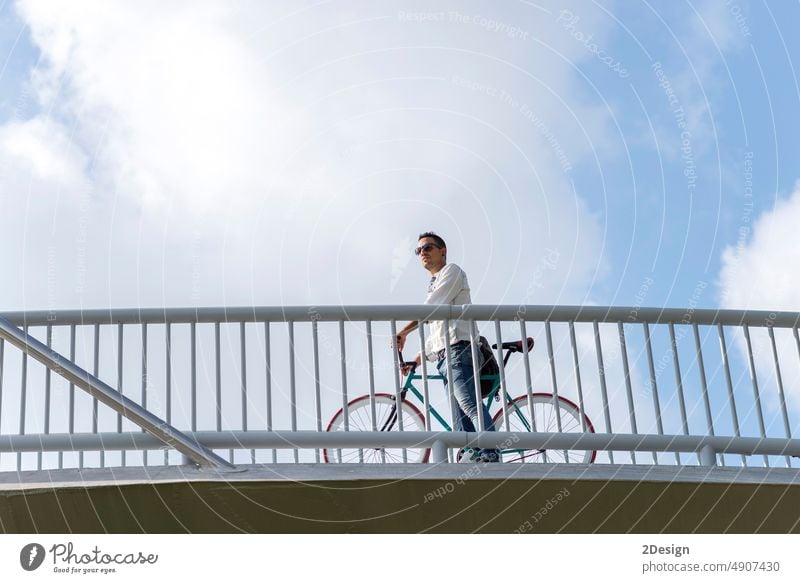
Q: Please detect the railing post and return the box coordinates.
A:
[431,439,448,463]
[699,444,717,466]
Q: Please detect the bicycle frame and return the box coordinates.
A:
[399,370,534,435]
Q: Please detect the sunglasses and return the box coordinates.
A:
[414,243,442,255]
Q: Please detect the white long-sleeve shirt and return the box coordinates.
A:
[423,263,479,360]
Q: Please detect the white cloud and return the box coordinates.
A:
[719,183,800,311]
[2,0,618,312]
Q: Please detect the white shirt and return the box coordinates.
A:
[423,263,479,360]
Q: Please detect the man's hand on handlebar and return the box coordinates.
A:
[400,353,422,376]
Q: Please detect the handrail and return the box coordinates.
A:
[0,316,236,471]
[2,304,799,328]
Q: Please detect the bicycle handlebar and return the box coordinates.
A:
[397,349,418,375]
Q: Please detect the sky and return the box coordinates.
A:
[1,1,800,469]
[1,0,798,313]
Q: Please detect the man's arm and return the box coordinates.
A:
[395,320,418,352]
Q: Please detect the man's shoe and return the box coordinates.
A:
[477,449,501,463]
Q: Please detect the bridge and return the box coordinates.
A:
[1,305,799,532]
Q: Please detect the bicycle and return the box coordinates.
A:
[323,337,597,463]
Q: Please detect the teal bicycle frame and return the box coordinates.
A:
[399,369,537,458]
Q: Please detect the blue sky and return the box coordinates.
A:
[0,0,798,313]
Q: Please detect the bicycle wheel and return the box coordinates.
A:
[492,393,596,463]
[323,393,430,463]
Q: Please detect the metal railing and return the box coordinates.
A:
[1,305,799,471]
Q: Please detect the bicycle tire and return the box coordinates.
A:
[492,393,597,463]
[323,393,430,463]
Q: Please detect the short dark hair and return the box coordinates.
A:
[418,231,446,249]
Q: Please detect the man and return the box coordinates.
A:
[396,232,499,463]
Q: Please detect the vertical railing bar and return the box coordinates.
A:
[416,323,431,431]
[117,323,124,468]
[18,325,28,471]
[544,320,562,463]
[289,321,298,463]
[444,319,457,462]
[494,320,510,435]
[165,322,172,467]
[693,323,715,439]
[215,321,229,463]
[743,324,769,467]
[769,327,792,468]
[365,320,377,431]
[668,323,689,467]
[93,323,101,469]
[0,339,4,470]
[190,322,197,437]
[240,322,253,465]
[389,320,407,463]
[643,321,664,465]
[338,320,355,462]
[618,322,638,463]
[41,324,53,471]
[265,322,275,463]
[568,321,588,433]
[68,324,76,469]
[214,321,222,435]
[367,320,383,464]
[141,322,148,467]
[669,323,690,435]
[469,323,485,432]
[519,319,537,435]
[312,319,322,463]
[593,321,613,463]
[718,323,745,466]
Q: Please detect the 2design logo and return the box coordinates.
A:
[20,543,46,571]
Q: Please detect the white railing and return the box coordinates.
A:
[1,305,799,471]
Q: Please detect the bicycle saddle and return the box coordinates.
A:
[491,337,534,352]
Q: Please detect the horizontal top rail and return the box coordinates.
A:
[1,305,799,328]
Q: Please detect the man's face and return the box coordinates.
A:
[417,237,446,271]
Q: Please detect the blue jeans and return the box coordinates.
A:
[436,342,497,455]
